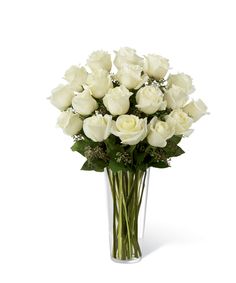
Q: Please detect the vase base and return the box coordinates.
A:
[111,257,142,264]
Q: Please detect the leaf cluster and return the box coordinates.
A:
[71,132,184,173]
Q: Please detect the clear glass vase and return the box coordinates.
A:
[105,168,150,263]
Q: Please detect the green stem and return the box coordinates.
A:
[117,174,123,259]
[138,171,147,212]
[107,169,148,261]
[107,170,117,257]
[121,186,132,258]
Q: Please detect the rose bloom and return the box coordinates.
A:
[114,47,143,69]
[86,69,113,98]
[147,117,175,147]
[112,115,147,145]
[103,85,132,115]
[183,99,208,122]
[83,113,112,142]
[50,84,74,111]
[72,89,98,116]
[168,73,193,95]
[166,109,193,136]
[144,54,169,80]
[116,64,147,90]
[164,85,188,109]
[136,86,167,114]
[64,65,88,91]
[87,50,112,72]
[57,110,83,136]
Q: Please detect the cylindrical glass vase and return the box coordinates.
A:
[105,168,150,263]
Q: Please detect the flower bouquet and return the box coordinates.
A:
[49,47,207,263]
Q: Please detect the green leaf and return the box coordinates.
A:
[164,142,185,158]
[106,134,117,145]
[81,159,107,172]
[82,136,98,147]
[163,135,184,158]
[105,135,124,158]
[164,146,184,158]
[71,140,88,156]
[167,135,182,145]
[150,160,170,168]
[81,161,93,171]
[71,137,99,156]
[92,159,107,172]
[135,152,146,165]
[108,159,126,172]
[172,146,185,157]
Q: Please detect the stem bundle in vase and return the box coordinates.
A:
[107,169,148,260]
[49,47,208,263]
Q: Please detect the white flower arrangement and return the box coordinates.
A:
[49,47,208,262]
[50,47,208,172]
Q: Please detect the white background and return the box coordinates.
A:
[0,0,236,282]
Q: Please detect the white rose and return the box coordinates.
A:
[57,110,83,136]
[116,64,148,90]
[164,85,188,109]
[50,84,74,111]
[168,73,193,94]
[183,99,208,122]
[147,117,175,147]
[114,47,143,69]
[87,50,112,72]
[111,115,147,145]
[86,69,113,98]
[72,89,98,116]
[64,66,88,91]
[103,86,132,115]
[136,85,167,114]
[144,54,169,80]
[83,113,112,142]
[166,109,193,136]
